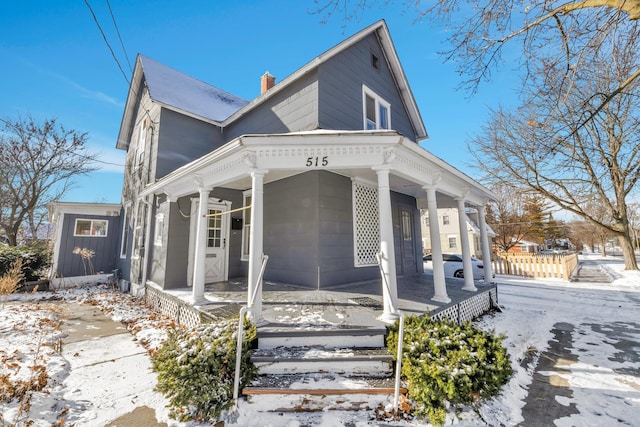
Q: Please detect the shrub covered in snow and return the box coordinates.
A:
[151,317,257,422]
[387,314,513,426]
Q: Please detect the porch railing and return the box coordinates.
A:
[233,254,269,409]
[376,251,405,413]
[492,252,579,280]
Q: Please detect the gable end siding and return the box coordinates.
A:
[225,71,319,140]
[156,108,226,179]
[317,33,416,140]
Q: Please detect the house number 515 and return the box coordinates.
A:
[305,156,328,167]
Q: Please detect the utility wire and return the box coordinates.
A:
[106,0,133,73]
[84,0,130,85]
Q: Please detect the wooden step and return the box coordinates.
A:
[242,374,405,412]
[256,326,387,349]
[251,347,393,376]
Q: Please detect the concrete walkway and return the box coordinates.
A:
[59,303,167,427]
[571,260,612,283]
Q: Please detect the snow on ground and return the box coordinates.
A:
[1,254,639,426]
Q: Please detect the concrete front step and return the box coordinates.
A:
[256,326,387,349]
[243,374,405,412]
[251,347,393,376]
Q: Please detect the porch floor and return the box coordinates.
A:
[159,274,497,328]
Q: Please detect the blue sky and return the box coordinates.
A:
[0,0,519,204]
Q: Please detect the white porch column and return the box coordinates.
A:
[456,196,477,291]
[373,166,399,322]
[191,186,209,304]
[478,203,494,284]
[247,169,266,322]
[425,186,450,303]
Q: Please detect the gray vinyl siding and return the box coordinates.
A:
[152,188,244,290]
[263,172,321,287]
[317,33,417,140]
[55,214,120,278]
[263,171,378,288]
[155,108,225,179]
[317,172,378,285]
[224,71,319,139]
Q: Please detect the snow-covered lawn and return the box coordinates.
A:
[1,254,638,426]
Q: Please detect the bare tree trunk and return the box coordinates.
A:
[600,238,608,257]
[619,234,638,269]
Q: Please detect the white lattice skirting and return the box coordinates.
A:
[431,285,499,324]
[145,285,203,329]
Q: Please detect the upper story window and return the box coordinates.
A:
[74,219,108,237]
[442,215,450,225]
[362,85,390,130]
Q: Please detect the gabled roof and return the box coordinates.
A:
[116,55,249,149]
[223,20,427,140]
[116,19,427,150]
[140,55,249,122]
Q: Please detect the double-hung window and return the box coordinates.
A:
[362,85,390,130]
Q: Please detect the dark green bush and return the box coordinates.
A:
[151,318,257,422]
[387,314,513,426]
[0,242,51,282]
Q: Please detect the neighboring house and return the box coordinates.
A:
[421,207,496,258]
[48,202,121,287]
[501,239,540,254]
[49,21,495,321]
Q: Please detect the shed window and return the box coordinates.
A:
[74,219,108,237]
[362,85,390,130]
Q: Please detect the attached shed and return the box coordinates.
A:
[48,202,121,287]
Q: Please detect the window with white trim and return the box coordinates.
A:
[241,191,252,261]
[448,236,457,249]
[120,207,129,258]
[362,85,390,130]
[154,214,165,246]
[74,219,108,237]
[442,215,450,225]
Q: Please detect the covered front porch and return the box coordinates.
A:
[144,273,499,330]
[138,130,497,326]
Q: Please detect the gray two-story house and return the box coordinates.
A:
[51,20,495,322]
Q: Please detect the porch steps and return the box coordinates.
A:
[255,326,387,349]
[242,325,402,412]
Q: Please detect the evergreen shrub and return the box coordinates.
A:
[387,314,513,425]
[0,242,51,282]
[151,318,257,422]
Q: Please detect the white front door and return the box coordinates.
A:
[204,204,227,283]
[188,199,230,285]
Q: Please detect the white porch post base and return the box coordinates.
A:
[191,186,209,305]
[425,185,450,304]
[456,196,477,292]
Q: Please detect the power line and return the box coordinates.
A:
[84,0,130,85]
[106,0,133,73]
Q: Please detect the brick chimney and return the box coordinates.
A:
[260,71,276,95]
